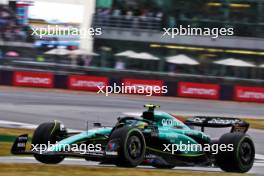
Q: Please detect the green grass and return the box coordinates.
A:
[244,119,264,130]
[0,164,251,176]
[0,142,12,156]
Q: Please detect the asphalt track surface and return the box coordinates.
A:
[0,87,264,174]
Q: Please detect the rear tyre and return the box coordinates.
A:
[109,126,146,167]
[32,122,65,164]
[216,132,255,173]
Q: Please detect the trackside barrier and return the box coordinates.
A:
[177,82,220,100]
[234,86,264,103]
[13,71,54,88]
[0,70,263,103]
[68,75,109,92]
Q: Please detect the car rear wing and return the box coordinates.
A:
[184,116,249,133]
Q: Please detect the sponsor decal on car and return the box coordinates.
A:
[187,117,242,126]
[107,142,117,151]
[13,71,54,88]
[68,75,109,91]
[85,151,105,156]
[208,118,241,125]
[234,86,264,102]
[178,82,220,100]
[105,151,118,156]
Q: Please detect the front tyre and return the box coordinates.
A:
[216,132,255,173]
[32,121,66,164]
[109,126,146,167]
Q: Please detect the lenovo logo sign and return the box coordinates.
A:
[71,80,105,88]
[13,72,54,88]
[181,87,217,96]
[234,86,264,102]
[178,82,220,100]
[16,77,50,84]
[68,75,109,91]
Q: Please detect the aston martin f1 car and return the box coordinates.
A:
[11,104,255,173]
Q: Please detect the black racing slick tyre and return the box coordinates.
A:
[109,126,146,167]
[31,122,65,164]
[216,132,255,173]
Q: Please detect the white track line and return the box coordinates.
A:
[0,120,37,129]
[255,154,264,160]
[0,120,81,132]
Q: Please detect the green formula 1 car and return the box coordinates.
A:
[11,104,255,173]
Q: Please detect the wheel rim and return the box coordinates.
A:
[127,135,142,160]
[239,141,254,165]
